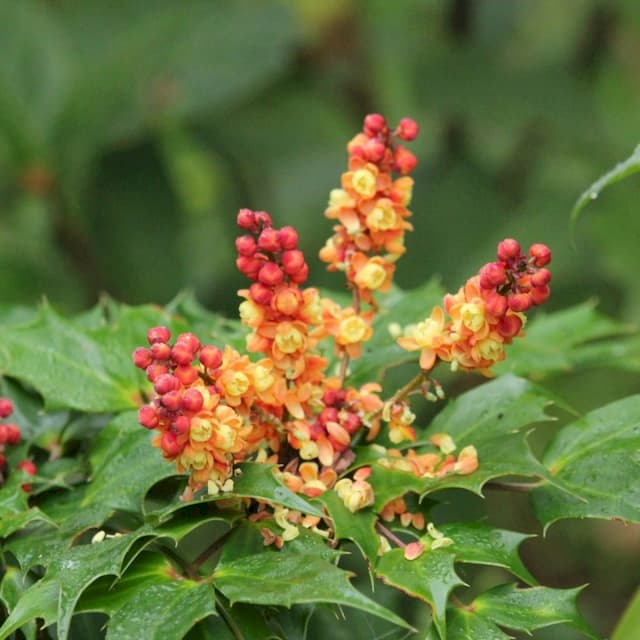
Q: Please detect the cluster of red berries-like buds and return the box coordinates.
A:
[309,389,363,457]
[235,209,308,306]
[478,239,552,316]
[0,397,36,491]
[353,113,419,174]
[133,327,223,457]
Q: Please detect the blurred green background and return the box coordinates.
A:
[1,1,639,638]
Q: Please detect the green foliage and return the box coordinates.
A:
[0,286,638,639]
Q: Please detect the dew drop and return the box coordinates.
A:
[589,191,598,200]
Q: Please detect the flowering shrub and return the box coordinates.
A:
[0,115,639,640]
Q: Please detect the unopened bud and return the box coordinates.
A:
[529,243,551,267]
[497,238,521,262]
[395,117,419,141]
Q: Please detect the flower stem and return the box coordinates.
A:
[376,521,407,548]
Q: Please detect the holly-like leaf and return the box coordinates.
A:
[77,553,217,640]
[439,522,536,585]
[571,143,640,227]
[494,301,636,378]
[85,411,178,518]
[0,476,56,538]
[531,394,640,528]
[472,583,597,638]
[376,547,464,639]
[213,552,412,630]
[0,567,37,640]
[317,489,380,562]
[442,608,511,640]
[0,304,138,411]
[0,579,58,640]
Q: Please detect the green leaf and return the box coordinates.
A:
[612,586,640,640]
[473,583,597,638]
[438,522,536,585]
[571,143,640,228]
[229,462,325,518]
[444,608,511,640]
[531,394,640,528]
[213,552,412,630]
[494,301,635,378]
[0,567,36,640]
[0,304,138,411]
[77,553,217,640]
[376,547,464,639]
[0,579,58,640]
[85,412,178,519]
[0,476,56,538]
[317,490,380,562]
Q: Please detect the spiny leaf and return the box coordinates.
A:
[472,583,597,638]
[0,567,37,640]
[443,608,511,640]
[531,394,640,528]
[213,552,412,630]
[77,553,218,640]
[0,304,138,411]
[376,547,464,638]
[571,143,640,229]
[439,522,536,585]
[0,579,58,640]
[493,301,636,379]
[0,476,56,538]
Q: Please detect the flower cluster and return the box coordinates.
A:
[398,238,552,375]
[320,113,418,310]
[0,397,36,491]
[134,114,553,558]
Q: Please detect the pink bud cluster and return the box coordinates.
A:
[478,239,552,314]
[236,209,308,306]
[0,397,36,491]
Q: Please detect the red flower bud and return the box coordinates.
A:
[289,262,309,285]
[200,345,222,369]
[529,243,551,267]
[139,405,159,429]
[257,228,281,253]
[150,342,171,361]
[319,407,339,425]
[277,226,299,250]
[0,397,13,418]
[483,291,508,317]
[393,146,417,174]
[174,364,198,386]
[236,255,264,280]
[0,424,8,445]
[237,208,256,230]
[146,364,169,382]
[396,117,419,141]
[4,423,20,445]
[364,113,387,136]
[258,262,284,286]
[479,262,507,289]
[182,388,204,413]
[171,343,194,366]
[171,415,191,436]
[254,211,272,228]
[235,234,257,257]
[531,268,552,287]
[281,249,305,274]
[18,459,37,475]
[529,285,550,305]
[147,326,171,345]
[160,390,183,411]
[363,139,386,163]
[154,374,181,395]
[508,293,532,312]
[160,431,182,458]
[497,238,521,262]
[498,314,523,338]
[342,412,362,433]
[249,282,273,305]
[176,333,201,353]
[132,347,153,369]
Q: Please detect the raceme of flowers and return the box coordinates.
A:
[133,114,552,557]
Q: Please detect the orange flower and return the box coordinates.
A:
[397,306,448,371]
